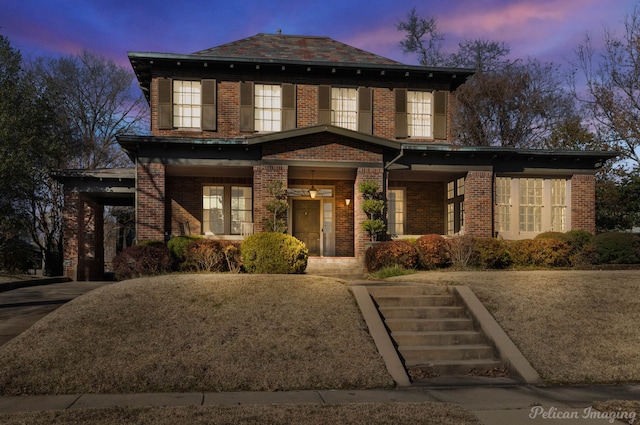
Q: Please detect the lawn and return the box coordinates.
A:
[389,269,640,384]
[0,274,394,395]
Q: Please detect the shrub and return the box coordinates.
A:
[535,230,596,266]
[415,234,449,269]
[365,240,419,272]
[474,238,511,269]
[136,239,165,247]
[369,265,417,279]
[112,244,172,280]
[509,238,571,268]
[0,238,40,274]
[167,235,202,268]
[240,232,308,274]
[183,239,242,272]
[446,235,476,269]
[593,232,640,264]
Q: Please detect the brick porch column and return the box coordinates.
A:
[464,170,494,238]
[571,174,596,234]
[137,161,166,241]
[253,165,288,233]
[354,167,384,259]
[62,189,80,280]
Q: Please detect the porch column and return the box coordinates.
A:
[62,189,80,280]
[137,161,165,241]
[570,174,596,234]
[354,167,384,259]
[253,165,288,233]
[464,170,493,238]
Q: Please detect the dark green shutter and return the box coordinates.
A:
[201,79,216,131]
[157,78,172,130]
[433,91,448,140]
[282,83,296,130]
[358,87,372,134]
[240,82,254,132]
[394,88,408,138]
[318,85,331,125]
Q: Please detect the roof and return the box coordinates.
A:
[194,33,402,66]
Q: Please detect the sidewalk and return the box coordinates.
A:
[0,385,638,424]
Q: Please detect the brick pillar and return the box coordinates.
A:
[464,170,493,238]
[62,189,80,280]
[137,161,166,241]
[571,174,596,234]
[253,165,288,233]
[354,167,384,259]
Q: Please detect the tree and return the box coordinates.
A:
[574,4,640,171]
[397,8,446,67]
[32,50,148,169]
[448,39,511,72]
[265,180,289,233]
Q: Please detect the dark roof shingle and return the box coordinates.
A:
[194,33,401,65]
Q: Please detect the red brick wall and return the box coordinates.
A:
[354,167,384,258]
[137,162,166,241]
[390,180,445,235]
[62,190,79,280]
[464,171,493,238]
[571,174,596,234]
[335,180,355,256]
[262,134,383,163]
[253,165,288,233]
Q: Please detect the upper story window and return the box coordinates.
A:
[254,84,282,132]
[395,89,447,140]
[157,78,216,131]
[241,82,295,133]
[173,81,201,128]
[407,91,433,138]
[331,87,357,130]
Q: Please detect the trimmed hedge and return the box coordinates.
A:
[167,235,202,268]
[509,238,572,268]
[474,238,511,269]
[112,244,173,281]
[240,232,308,274]
[593,232,640,264]
[365,240,419,272]
[415,234,449,269]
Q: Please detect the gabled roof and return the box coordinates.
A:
[194,33,402,66]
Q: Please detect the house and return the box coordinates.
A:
[59,33,616,280]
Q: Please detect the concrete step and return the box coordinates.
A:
[399,344,495,362]
[367,285,449,297]
[373,295,457,307]
[407,358,504,376]
[379,306,466,319]
[391,330,485,346]
[385,318,475,332]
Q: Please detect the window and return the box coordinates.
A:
[331,87,357,130]
[388,188,405,235]
[495,177,511,232]
[254,84,281,132]
[203,185,253,235]
[408,91,433,137]
[495,177,569,237]
[447,177,465,235]
[173,80,201,128]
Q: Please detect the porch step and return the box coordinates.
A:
[367,285,506,382]
[305,257,364,277]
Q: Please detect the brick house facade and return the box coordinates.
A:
[59,33,614,280]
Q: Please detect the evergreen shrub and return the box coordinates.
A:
[240,232,308,274]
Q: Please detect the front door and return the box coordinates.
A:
[292,200,321,256]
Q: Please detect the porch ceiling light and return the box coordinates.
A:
[309,170,317,199]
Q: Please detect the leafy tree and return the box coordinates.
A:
[595,173,640,231]
[574,4,640,171]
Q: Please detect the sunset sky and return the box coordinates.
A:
[2,0,637,71]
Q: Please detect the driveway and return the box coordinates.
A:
[0,281,110,346]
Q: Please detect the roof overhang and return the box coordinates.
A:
[54,168,136,206]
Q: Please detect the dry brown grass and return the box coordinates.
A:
[0,274,393,395]
[389,270,640,384]
[0,403,482,425]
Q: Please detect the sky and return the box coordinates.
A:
[2,0,637,72]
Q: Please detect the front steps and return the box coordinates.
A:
[367,285,506,381]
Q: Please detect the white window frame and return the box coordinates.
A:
[203,185,253,235]
[173,80,201,128]
[407,90,433,138]
[388,188,406,236]
[495,177,571,239]
[331,87,357,130]
[254,83,282,132]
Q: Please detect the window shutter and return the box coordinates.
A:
[157,78,172,130]
[317,85,331,125]
[282,83,296,130]
[358,87,372,134]
[433,91,448,140]
[201,79,216,131]
[239,82,254,132]
[394,88,408,138]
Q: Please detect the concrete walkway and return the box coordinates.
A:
[0,385,638,424]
